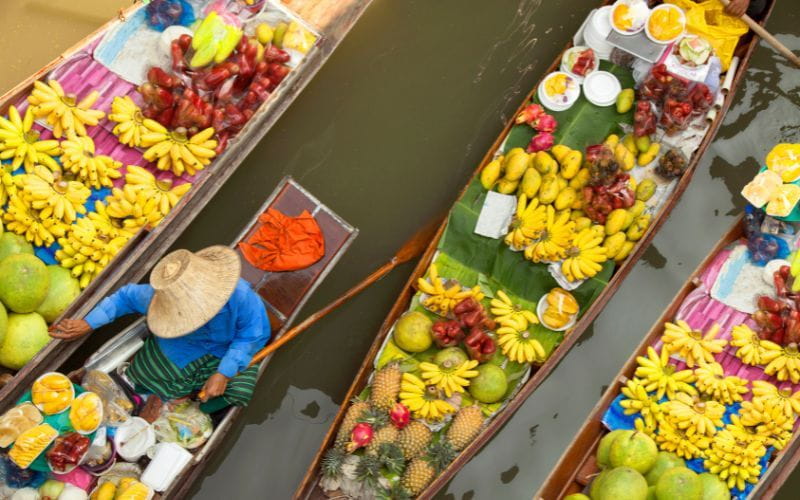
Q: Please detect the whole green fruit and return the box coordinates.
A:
[609,431,658,474]
[594,466,648,500]
[590,470,610,499]
[0,254,50,313]
[393,311,433,352]
[646,485,657,500]
[646,452,685,485]
[468,364,508,403]
[434,346,469,368]
[36,266,81,323]
[0,233,33,263]
[0,312,49,370]
[698,472,730,500]
[655,467,702,500]
[597,429,633,469]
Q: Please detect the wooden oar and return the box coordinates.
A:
[246,216,442,366]
[719,0,800,68]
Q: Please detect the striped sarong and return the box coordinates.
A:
[127,338,258,410]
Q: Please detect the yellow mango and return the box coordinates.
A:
[555,187,577,211]
[518,167,542,198]
[604,134,620,149]
[614,240,636,262]
[570,209,585,220]
[533,151,559,176]
[638,143,661,166]
[603,233,627,257]
[615,143,635,171]
[496,179,519,194]
[626,214,652,241]
[480,158,503,189]
[537,176,560,204]
[605,209,628,235]
[636,179,657,201]
[506,147,525,159]
[551,144,572,164]
[574,216,592,231]
[622,134,637,154]
[629,200,647,218]
[503,152,529,181]
[560,150,583,179]
[556,176,568,192]
[569,168,591,190]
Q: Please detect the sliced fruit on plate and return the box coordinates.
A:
[766,184,800,217]
[741,170,783,208]
[766,143,800,182]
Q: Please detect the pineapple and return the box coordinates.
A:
[446,406,484,451]
[355,453,383,490]
[357,407,389,429]
[398,421,432,459]
[376,442,406,475]
[321,448,347,479]
[401,457,436,496]
[334,400,370,449]
[370,363,402,411]
[366,425,399,455]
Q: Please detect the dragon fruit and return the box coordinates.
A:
[527,132,555,153]
[390,402,411,429]
[533,113,558,133]
[515,103,545,125]
[346,423,374,452]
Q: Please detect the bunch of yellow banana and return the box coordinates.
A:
[87,201,133,239]
[704,428,766,491]
[3,196,67,247]
[561,228,608,282]
[56,218,131,288]
[523,206,574,263]
[750,380,800,418]
[663,391,725,437]
[124,165,192,215]
[504,196,546,249]
[730,324,768,366]
[496,327,547,364]
[18,165,90,224]
[0,165,17,207]
[762,342,800,383]
[417,263,475,316]
[634,346,696,399]
[620,378,663,431]
[108,96,148,147]
[140,122,218,177]
[738,398,794,450]
[60,134,122,189]
[661,321,727,368]
[28,80,105,138]
[654,416,710,460]
[419,360,479,397]
[105,185,166,232]
[398,373,455,421]
[693,361,749,405]
[490,290,538,330]
[0,105,61,172]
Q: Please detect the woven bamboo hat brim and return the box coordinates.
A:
[146,245,241,339]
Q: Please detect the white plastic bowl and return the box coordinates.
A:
[584,7,615,58]
[560,46,600,82]
[538,72,581,112]
[645,4,686,45]
[583,71,622,107]
[537,295,578,332]
[70,391,104,435]
[610,0,649,36]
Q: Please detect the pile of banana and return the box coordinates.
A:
[28,80,105,138]
[0,105,61,172]
[3,195,68,247]
[417,263,484,316]
[60,134,122,189]
[108,96,149,148]
[55,216,132,289]
[140,121,218,177]
[17,165,90,224]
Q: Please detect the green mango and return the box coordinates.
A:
[215,25,243,64]
[192,12,219,50]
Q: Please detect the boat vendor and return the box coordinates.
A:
[49,246,271,414]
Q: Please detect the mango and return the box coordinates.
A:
[627,215,652,241]
[604,233,626,257]
[538,176,559,204]
[617,88,635,114]
[480,158,503,189]
[503,153,529,181]
[506,147,525,159]
[557,176,568,192]
[555,187,577,211]
[569,168,591,189]
[518,168,542,197]
[604,134,620,149]
[629,200,647,218]
[533,151,558,176]
[570,210,585,220]
[551,144,571,163]
[615,143,635,171]
[622,210,635,230]
[590,224,605,240]
[256,23,274,45]
[636,179,657,201]
[623,134,638,154]
[496,179,519,194]
[615,240,636,262]
[638,143,661,166]
[605,209,628,235]
[635,135,651,154]
[574,217,592,231]
[561,150,583,179]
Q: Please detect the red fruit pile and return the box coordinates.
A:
[46,433,90,472]
[140,33,293,152]
[432,298,497,362]
[637,64,713,136]
[633,101,657,138]
[753,266,800,346]
[582,144,635,224]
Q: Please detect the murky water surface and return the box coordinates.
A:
[3,0,800,498]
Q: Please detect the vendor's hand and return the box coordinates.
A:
[724,0,749,17]
[200,373,229,401]
[49,319,93,341]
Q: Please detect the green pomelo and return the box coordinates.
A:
[698,472,730,500]
[647,485,657,500]
[590,470,610,499]
[594,466,648,500]
[597,429,633,469]
[0,233,33,263]
[609,431,658,474]
[434,346,469,368]
[655,467,702,500]
[0,312,49,370]
[564,494,589,500]
[646,452,685,485]
[468,364,507,403]
[393,311,433,352]
[35,266,81,323]
[0,303,6,346]
[0,254,50,313]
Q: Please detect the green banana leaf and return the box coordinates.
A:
[503,61,636,152]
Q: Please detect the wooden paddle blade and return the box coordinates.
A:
[394,214,445,264]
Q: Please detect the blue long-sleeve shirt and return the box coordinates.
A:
[84,278,271,378]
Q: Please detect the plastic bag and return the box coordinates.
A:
[81,371,133,427]
[152,402,213,449]
[145,0,196,32]
[666,0,749,71]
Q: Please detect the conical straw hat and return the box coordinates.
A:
[147,246,241,338]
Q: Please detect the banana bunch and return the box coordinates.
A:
[124,165,192,216]
[750,380,800,418]
[105,185,166,232]
[0,105,61,172]
[3,196,67,247]
[60,134,122,189]
[739,398,794,450]
[398,373,455,421]
[693,361,749,405]
[523,206,574,263]
[140,122,218,176]
[654,416,710,460]
[620,378,663,431]
[0,165,17,207]
[634,346,696,399]
[108,96,148,147]
[762,342,800,383]
[56,218,131,288]
[417,263,475,316]
[561,228,607,282]
[28,80,105,138]
[87,201,135,239]
[661,321,727,368]
[663,391,725,437]
[490,290,538,331]
[496,326,547,364]
[504,196,546,249]
[730,323,768,366]
[419,360,479,397]
[704,428,766,491]
[19,165,90,224]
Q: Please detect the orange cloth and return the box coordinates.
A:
[239,208,325,271]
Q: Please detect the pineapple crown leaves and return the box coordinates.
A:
[376,482,412,500]
[321,448,347,479]
[357,407,390,429]
[355,453,384,488]
[376,442,406,476]
[423,441,457,473]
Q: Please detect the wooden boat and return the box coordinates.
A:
[25,177,356,497]
[296,1,776,498]
[535,210,800,500]
[0,0,371,407]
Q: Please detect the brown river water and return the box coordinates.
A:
[3,0,800,498]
